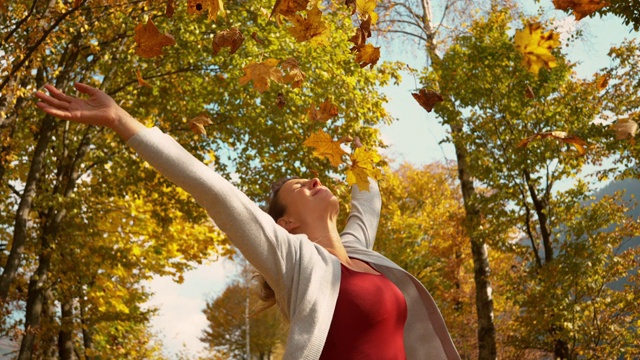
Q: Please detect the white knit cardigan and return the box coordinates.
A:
[128,127,460,360]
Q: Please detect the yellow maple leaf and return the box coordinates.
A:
[595,73,610,92]
[552,0,609,21]
[356,0,378,23]
[303,129,348,167]
[238,58,283,93]
[514,22,561,76]
[286,5,330,45]
[134,19,176,58]
[281,57,306,88]
[189,113,213,136]
[346,147,382,191]
[353,43,380,68]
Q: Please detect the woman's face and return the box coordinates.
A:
[276,178,339,231]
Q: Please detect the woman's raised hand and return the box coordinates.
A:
[35,82,146,140]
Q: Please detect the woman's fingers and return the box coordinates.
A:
[35,90,70,111]
[44,84,75,103]
[36,101,72,120]
[74,82,100,96]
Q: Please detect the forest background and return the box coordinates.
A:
[1,0,639,359]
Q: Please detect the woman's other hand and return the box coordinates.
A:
[35,82,146,140]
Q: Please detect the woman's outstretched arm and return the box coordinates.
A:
[35,83,147,140]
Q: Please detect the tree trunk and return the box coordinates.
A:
[451,123,497,360]
[80,298,95,360]
[58,296,75,360]
[0,116,56,301]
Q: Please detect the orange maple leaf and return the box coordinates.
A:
[271,0,309,19]
[350,15,372,48]
[239,59,283,93]
[346,147,382,191]
[595,73,610,92]
[134,19,176,58]
[352,43,380,68]
[552,0,609,21]
[303,129,348,167]
[189,113,214,136]
[187,0,225,20]
[307,98,339,122]
[411,89,443,112]
[212,28,244,55]
[281,57,306,89]
[517,131,587,156]
[286,5,330,45]
[135,69,152,88]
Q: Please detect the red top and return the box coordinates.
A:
[319,262,408,359]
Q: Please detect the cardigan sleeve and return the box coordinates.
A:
[340,178,382,250]
[127,127,299,296]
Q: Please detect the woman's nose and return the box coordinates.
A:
[310,178,321,188]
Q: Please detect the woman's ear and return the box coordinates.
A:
[277,216,299,233]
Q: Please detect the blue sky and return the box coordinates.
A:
[145,6,639,358]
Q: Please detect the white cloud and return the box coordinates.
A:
[145,258,239,358]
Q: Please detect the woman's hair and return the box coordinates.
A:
[255,176,299,312]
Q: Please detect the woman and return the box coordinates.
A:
[35,83,460,360]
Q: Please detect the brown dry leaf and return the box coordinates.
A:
[610,118,638,141]
[525,84,535,99]
[212,28,244,55]
[134,19,176,58]
[276,92,286,108]
[135,69,152,87]
[353,43,380,68]
[412,89,443,112]
[271,0,309,19]
[303,129,348,167]
[517,131,587,156]
[346,147,382,191]
[595,73,610,92]
[286,5,330,45]
[281,57,306,88]
[307,98,339,122]
[251,31,265,45]
[239,58,283,93]
[166,0,175,17]
[349,15,372,47]
[189,113,214,136]
[552,0,609,20]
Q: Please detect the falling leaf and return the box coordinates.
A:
[552,0,609,21]
[525,84,535,99]
[356,0,378,23]
[303,129,348,167]
[353,43,380,68]
[281,57,306,88]
[212,28,244,55]
[412,89,443,112]
[74,0,82,8]
[166,0,175,17]
[239,58,283,93]
[353,136,363,148]
[134,19,176,58]
[276,92,286,108]
[187,0,225,20]
[595,73,610,92]
[271,0,309,19]
[251,31,265,45]
[307,98,339,122]
[286,5,330,45]
[189,113,214,136]
[135,69,152,87]
[514,22,561,76]
[346,147,382,191]
[349,15,372,47]
[517,131,587,156]
[610,118,638,141]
